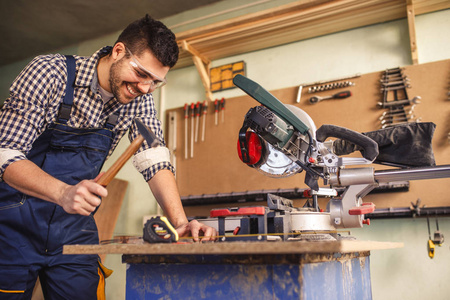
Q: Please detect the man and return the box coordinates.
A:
[0,15,216,299]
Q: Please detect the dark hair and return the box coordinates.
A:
[116,14,179,68]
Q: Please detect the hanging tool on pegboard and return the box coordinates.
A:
[308,81,355,93]
[426,217,445,259]
[309,90,352,104]
[190,102,195,158]
[378,67,421,128]
[194,101,201,143]
[214,99,219,126]
[201,100,208,142]
[220,98,226,123]
[295,73,360,103]
[184,103,189,159]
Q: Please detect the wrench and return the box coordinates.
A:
[380,76,409,82]
[381,115,415,125]
[384,67,404,74]
[379,108,414,120]
[380,84,411,92]
[309,90,352,104]
[382,118,422,129]
[377,96,421,108]
[380,80,410,87]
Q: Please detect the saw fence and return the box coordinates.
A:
[165,59,450,216]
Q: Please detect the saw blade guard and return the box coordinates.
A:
[237,104,317,178]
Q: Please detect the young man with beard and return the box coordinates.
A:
[0,15,216,299]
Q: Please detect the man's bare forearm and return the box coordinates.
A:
[148,169,218,241]
[3,160,67,203]
[3,160,107,215]
[147,169,188,228]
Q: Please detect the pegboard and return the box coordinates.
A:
[166,59,450,211]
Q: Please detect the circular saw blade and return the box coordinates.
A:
[257,143,302,177]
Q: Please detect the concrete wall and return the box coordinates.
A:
[0,1,449,299]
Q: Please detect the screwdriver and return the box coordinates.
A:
[190,102,195,158]
[184,104,188,159]
[309,90,352,104]
[201,100,208,142]
[194,101,200,142]
[214,99,219,125]
[220,98,226,123]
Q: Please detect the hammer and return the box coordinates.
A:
[97,118,159,187]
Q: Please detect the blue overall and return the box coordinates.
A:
[0,56,116,299]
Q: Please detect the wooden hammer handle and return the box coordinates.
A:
[97,135,144,187]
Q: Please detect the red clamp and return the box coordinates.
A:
[348,202,375,215]
[210,207,266,218]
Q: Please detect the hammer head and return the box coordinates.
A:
[135,118,160,148]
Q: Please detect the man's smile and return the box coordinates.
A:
[126,83,139,96]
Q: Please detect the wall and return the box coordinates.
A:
[352,217,450,300]
[161,11,450,300]
[0,2,449,299]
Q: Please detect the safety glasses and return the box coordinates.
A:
[126,48,166,90]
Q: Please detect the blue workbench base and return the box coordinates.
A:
[124,252,372,299]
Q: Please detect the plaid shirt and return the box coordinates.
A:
[0,47,174,182]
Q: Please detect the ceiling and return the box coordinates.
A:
[2,0,448,70]
[0,0,222,67]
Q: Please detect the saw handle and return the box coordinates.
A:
[97,135,144,187]
[233,74,309,134]
[316,124,379,162]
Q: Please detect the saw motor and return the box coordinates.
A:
[237,105,310,177]
[241,105,295,149]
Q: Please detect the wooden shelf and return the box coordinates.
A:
[175,0,449,70]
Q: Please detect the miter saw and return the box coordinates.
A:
[202,75,450,241]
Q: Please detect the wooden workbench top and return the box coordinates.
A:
[63,239,403,256]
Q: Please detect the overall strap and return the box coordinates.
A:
[105,113,119,129]
[58,55,76,122]
[57,55,119,129]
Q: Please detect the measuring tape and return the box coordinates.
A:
[143,216,179,243]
